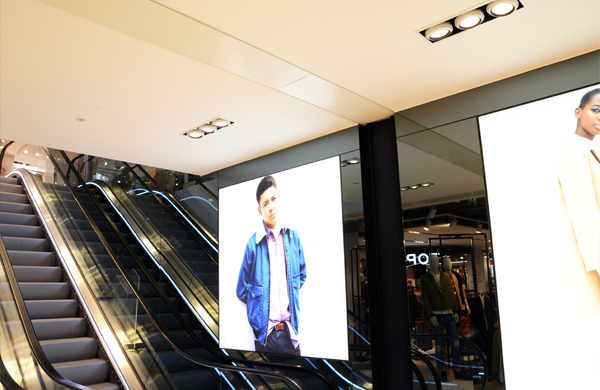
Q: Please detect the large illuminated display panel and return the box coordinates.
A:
[479,85,600,388]
[218,156,348,360]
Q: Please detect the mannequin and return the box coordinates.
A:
[442,257,471,316]
[421,255,464,381]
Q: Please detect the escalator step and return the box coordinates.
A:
[25,299,78,319]
[0,193,27,204]
[54,358,110,386]
[0,212,38,226]
[0,202,32,214]
[18,282,70,300]
[2,236,49,251]
[32,317,88,340]
[13,266,62,282]
[7,250,55,266]
[41,337,98,363]
[0,183,24,194]
[0,223,43,238]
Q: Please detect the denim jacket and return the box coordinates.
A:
[236,227,307,346]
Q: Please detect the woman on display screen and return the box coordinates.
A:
[557,87,600,316]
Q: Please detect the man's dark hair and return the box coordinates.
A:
[256,175,277,204]
[579,88,600,109]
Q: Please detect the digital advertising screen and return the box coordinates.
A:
[479,85,600,388]
[218,156,348,360]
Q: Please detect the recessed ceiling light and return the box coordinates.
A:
[455,9,484,30]
[409,185,420,190]
[212,118,230,128]
[24,150,28,154]
[35,153,40,156]
[424,22,453,41]
[340,161,348,167]
[419,182,433,187]
[187,128,204,139]
[347,158,360,164]
[401,187,408,191]
[200,124,217,134]
[486,0,518,17]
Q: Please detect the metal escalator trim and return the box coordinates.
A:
[0,141,15,171]
[412,360,427,390]
[10,169,144,390]
[124,162,218,257]
[132,164,218,248]
[88,181,219,341]
[0,230,93,390]
[0,351,24,390]
[50,151,314,390]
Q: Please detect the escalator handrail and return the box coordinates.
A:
[347,309,370,329]
[124,162,217,258]
[49,149,325,390]
[130,163,218,249]
[0,141,15,172]
[0,353,24,390]
[0,231,96,390]
[66,153,85,182]
[93,181,341,390]
[411,348,442,390]
[411,332,487,390]
[412,360,427,390]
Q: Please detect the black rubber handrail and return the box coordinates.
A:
[0,232,95,390]
[412,360,427,390]
[411,332,487,390]
[131,163,219,249]
[0,141,15,172]
[66,153,85,182]
[49,149,333,390]
[411,348,442,390]
[0,360,24,390]
[0,337,24,390]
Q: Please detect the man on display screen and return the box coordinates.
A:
[236,175,307,355]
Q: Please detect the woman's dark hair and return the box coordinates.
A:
[579,88,600,109]
[256,175,277,204]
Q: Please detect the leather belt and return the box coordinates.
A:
[274,322,286,331]
[432,310,453,315]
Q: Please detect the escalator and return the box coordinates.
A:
[1,148,320,390]
[0,175,119,389]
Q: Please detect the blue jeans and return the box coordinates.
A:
[432,314,461,370]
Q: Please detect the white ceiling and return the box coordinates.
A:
[1,0,598,177]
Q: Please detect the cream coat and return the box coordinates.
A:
[557,135,600,316]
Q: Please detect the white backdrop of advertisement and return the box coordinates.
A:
[218,156,348,360]
[479,85,600,388]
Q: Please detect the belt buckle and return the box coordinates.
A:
[275,322,285,331]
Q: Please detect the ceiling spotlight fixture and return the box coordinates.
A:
[401,187,408,191]
[424,22,453,41]
[340,161,348,167]
[24,150,28,154]
[212,118,230,128]
[409,185,420,190]
[455,9,484,30]
[486,0,518,17]
[187,128,204,139]
[476,222,483,233]
[424,219,432,231]
[347,158,360,164]
[200,124,217,134]
[419,182,433,187]
[420,1,522,43]
[450,218,458,228]
[428,206,437,219]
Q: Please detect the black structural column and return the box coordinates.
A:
[359,117,412,389]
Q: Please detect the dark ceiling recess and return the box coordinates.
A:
[402,197,489,230]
